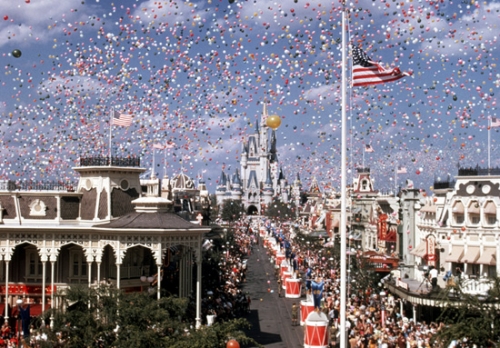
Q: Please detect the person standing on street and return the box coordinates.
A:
[291,303,299,326]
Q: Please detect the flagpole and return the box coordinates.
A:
[362,147,365,168]
[109,107,113,166]
[164,148,167,178]
[152,148,156,179]
[339,5,348,348]
[488,118,491,174]
[394,164,397,196]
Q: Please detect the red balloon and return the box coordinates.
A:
[227,340,240,348]
[3,16,8,20]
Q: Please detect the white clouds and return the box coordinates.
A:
[0,0,94,47]
[419,2,500,55]
[131,0,208,25]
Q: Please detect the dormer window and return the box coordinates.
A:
[452,201,464,224]
[361,180,368,191]
[468,201,480,225]
[484,201,497,225]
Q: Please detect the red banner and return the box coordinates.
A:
[0,284,56,295]
[377,214,388,241]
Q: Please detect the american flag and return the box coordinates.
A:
[397,166,408,174]
[352,46,411,87]
[491,117,500,128]
[365,144,375,153]
[112,110,133,127]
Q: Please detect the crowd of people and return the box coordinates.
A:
[196,223,255,326]
[256,219,472,348]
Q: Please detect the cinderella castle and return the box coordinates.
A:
[216,103,301,215]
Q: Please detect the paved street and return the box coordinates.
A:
[241,243,305,348]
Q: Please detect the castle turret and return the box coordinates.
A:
[262,168,274,206]
[231,169,243,200]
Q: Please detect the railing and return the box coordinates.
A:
[79,156,141,167]
[457,277,493,296]
[356,167,370,173]
[458,166,500,176]
[433,180,455,190]
[9,180,77,192]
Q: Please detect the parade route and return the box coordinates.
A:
[241,243,305,348]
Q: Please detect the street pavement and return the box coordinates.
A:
[241,243,305,348]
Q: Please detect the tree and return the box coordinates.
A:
[431,277,500,347]
[264,198,295,220]
[42,286,261,347]
[220,199,244,223]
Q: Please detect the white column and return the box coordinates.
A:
[157,264,161,300]
[97,262,101,284]
[116,264,121,289]
[4,260,9,323]
[41,261,47,313]
[195,259,202,329]
[50,261,55,329]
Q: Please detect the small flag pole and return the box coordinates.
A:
[362,146,365,168]
[164,148,167,178]
[394,163,398,196]
[152,148,156,179]
[109,107,113,166]
[488,118,491,174]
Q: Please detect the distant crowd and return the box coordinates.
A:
[254,219,478,348]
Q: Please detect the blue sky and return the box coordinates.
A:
[0,0,499,193]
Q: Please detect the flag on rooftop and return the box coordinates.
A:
[352,46,411,87]
[112,110,133,127]
[490,117,500,128]
[365,144,375,153]
[397,166,408,174]
[153,143,165,149]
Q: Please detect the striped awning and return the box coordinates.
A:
[410,243,427,258]
[484,201,496,215]
[445,246,464,263]
[467,203,480,214]
[452,201,464,214]
[462,246,480,264]
[477,248,496,266]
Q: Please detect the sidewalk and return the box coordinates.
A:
[241,243,305,348]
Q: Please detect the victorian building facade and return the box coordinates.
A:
[411,167,499,291]
[0,156,211,329]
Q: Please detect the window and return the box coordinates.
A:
[470,215,480,224]
[26,250,43,278]
[455,214,464,224]
[69,249,87,278]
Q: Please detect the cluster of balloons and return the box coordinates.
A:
[0,0,498,193]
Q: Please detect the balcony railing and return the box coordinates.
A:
[5,180,78,192]
[458,166,500,176]
[79,155,141,167]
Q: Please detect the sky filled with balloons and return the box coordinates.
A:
[1,0,499,193]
